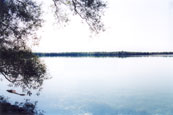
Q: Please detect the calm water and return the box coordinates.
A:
[1,57,173,115]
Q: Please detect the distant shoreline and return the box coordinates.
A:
[34,51,173,58]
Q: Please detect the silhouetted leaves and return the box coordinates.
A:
[0,0,106,96]
[0,0,106,50]
[0,0,42,49]
[0,95,44,115]
[53,0,106,33]
[0,48,47,95]
[0,0,47,94]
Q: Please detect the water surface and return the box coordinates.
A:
[1,57,173,115]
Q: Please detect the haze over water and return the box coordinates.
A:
[1,57,173,114]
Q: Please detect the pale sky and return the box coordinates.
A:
[32,0,173,52]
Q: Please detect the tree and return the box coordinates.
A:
[0,47,48,95]
[0,0,42,50]
[0,0,106,95]
[0,0,106,50]
[0,0,44,95]
[52,0,106,33]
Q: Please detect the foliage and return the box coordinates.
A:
[0,47,47,95]
[0,0,47,95]
[0,0,106,43]
[52,0,106,33]
[0,0,42,50]
[0,95,44,115]
[0,0,106,95]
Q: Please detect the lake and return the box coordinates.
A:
[1,57,173,115]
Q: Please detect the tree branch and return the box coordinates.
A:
[1,72,14,83]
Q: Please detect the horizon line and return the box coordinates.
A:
[33,51,173,58]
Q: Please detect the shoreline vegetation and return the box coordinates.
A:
[0,96,43,115]
[34,51,173,58]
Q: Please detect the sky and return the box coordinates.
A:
[32,0,173,52]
